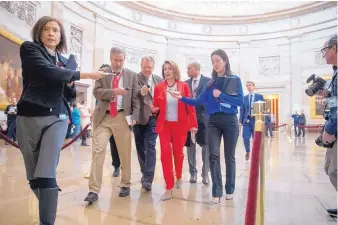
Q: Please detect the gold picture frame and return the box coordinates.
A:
[0,27,23,110]
[309,75,332,119]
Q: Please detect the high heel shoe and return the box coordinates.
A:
[161,189,173,201]
[175,179,182,189]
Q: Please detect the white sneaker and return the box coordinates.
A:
[210,197,221,204]
[226,194,233,200]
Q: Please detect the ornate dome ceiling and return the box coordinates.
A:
[119,1,335,24]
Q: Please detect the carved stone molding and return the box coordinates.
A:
[168,21,177,30]
[69,25,83,70]
[0,1,36,26]
[315,50,325,65]
[186,57,213,76]
[203,25,212,34]
[133,11,142,21]
[259,56,280,76]
[112,43,157,65]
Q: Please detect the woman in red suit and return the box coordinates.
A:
[151,60,197,201]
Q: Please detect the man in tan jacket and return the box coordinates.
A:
[85,47,139,202]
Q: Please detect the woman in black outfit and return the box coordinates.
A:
[16,16,102,224]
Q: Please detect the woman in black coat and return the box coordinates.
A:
[16,16,102,225]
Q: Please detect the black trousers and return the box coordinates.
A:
[110,135,120,168]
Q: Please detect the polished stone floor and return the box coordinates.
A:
[0,132,336,225]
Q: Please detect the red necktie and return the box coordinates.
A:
[110,72,121,118]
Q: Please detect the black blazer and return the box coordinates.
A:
[18,41,80,115]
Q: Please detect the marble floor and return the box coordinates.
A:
[0,132,336,225]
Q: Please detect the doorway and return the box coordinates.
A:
[263,94,280,130]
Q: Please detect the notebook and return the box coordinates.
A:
[215,76,238,96]
[65,54,78,70]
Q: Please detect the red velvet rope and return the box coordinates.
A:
[0,121,92,150]
[245,131,263,225]
[296,124,323,129]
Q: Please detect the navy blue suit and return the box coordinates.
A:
[239,93,264,152]
[185,75,210,177]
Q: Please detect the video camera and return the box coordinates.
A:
[305,74,327,96]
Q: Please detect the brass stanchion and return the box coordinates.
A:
[252,101,266,225]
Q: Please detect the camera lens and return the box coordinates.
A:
[305,89,314,96]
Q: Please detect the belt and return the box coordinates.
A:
[106,109,124,114]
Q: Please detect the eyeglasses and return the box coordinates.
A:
[321,45,332,54]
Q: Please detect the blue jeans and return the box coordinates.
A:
[208,113,239,197]
[243,117,255,152]
[72,124,81,139]
[7,119,16,141]
[133,117,158,183]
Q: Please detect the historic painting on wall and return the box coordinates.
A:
[310,76,332,119]
[0,28,23,110]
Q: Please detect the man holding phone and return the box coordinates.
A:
[85,47,139,203]
[134,56,162,191]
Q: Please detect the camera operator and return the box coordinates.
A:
[318,34,337,218]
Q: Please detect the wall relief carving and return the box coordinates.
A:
[315,50,325,65]
[0,1,36,26]
[113,43,157,65]
[69,25,83,70]
[186,57,213,77]
[259,56,280,76]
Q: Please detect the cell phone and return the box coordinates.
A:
[124,88,130,90]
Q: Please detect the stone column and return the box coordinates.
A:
[92,14,107,107]
[289,35,302,114]
[238,41,251,93]
[238,41,250,78]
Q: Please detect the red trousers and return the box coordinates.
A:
[159,121,187,190]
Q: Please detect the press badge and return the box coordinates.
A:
[59,114,67,120]
[327,96,337,108]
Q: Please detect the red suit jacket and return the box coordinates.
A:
[153,80,198,134]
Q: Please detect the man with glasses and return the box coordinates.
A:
[318,34,337,218]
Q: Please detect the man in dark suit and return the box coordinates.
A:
[239,81,264,161]
[185,62,210,184]
[134,56,163,191]
[85,47,139,202]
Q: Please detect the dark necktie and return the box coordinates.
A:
[249,94,253,115]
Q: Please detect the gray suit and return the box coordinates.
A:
[185,75,210,178]
[137,73,163,125]
[134,73,163,184]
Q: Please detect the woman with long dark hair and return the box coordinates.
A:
[17,16,102,224]
[170,49,244,203]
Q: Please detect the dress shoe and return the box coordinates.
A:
[327,208,337,218]
[119,187,130,197]
[142,182,152,191]
[84,192,98,203]
[202,176,209,185]
[245,152,250,161]
[189,174,197,183]
[113,167,120,177]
